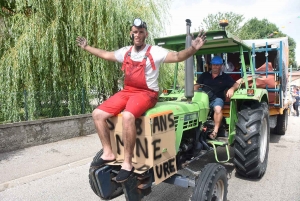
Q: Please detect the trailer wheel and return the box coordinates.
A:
[273,108,288,135]
[191,163,228,201]
[234,102,270,178]
[88,149,123,200]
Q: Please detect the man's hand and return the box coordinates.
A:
[163,30,206,63]
[76,36,88,49]
[191,30,207,50]
[226,88,235,98]
[226,82,239,98]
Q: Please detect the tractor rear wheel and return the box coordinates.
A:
[234,102,270,178]
[191,163,228,201]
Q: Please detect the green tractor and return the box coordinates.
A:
[89,19,288,201]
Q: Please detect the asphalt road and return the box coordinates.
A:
[0,115,300,201]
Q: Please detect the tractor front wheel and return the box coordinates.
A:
[191,163,228,201]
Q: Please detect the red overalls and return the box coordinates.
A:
[98,46,159,118]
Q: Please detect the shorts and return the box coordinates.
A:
[209,98,224,109]
[98,86,158,118]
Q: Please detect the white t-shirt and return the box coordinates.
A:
[114,44,169,91]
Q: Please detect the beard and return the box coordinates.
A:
[134,37,146,51]
[212,68,220,74]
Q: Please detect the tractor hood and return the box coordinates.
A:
[145,92,210,124]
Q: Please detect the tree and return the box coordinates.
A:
[286,37,296,68]
[199,12,244,34]
[198,13,297,69]
[0,0,171,122]
[240,18,297,68]
[238,18,279,39]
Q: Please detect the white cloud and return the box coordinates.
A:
[167,0,300,63]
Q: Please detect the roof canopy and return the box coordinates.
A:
[154,31,252,55]
[243,37,288,48]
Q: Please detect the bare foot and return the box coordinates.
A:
[121,162,133,171]
[101,153,115,161]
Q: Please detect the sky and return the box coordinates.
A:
[166,0,300,64]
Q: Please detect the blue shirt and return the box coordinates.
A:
[196,71,236,101]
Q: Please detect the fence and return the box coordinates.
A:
[0,89,105,124]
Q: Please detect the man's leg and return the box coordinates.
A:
[115,89,158,182]
[121,111,136,171]
[91,91,128,167]
[213,105,223,136]
[92,109,115,161]
[209,98,224,139]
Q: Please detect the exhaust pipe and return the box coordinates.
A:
[184,19,194,101]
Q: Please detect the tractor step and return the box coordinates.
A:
[207,137,228,146]
[207,138,230,163]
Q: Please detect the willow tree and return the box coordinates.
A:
[0,0,171,122]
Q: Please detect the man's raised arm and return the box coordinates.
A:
[76,37,117,62]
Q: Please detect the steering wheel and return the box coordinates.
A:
[197,84,217,101]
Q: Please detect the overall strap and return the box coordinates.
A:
[142,46,156,70]
[121,46,133,71]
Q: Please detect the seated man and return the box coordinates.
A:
[194,55,239,139]
[77,18,206,182]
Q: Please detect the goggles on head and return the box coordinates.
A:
[132,18,147,29]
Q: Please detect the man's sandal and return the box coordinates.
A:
[208,131,217,140]
[116,167,135,183]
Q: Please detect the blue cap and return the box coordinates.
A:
[211,56,223,65]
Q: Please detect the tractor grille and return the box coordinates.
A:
[183,118,198,130]
[173,115,198,131]
[174,115,179,131]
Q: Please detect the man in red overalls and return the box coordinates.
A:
[76,18,206,182]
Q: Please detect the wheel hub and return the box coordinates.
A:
[259,118,268,162]
[212,179,225,201]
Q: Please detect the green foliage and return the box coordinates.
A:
[238,18,279,39]
[239,18,297,67]
[199,13,297,68]
[286,37,296,66]
[199,12,244,34]
[0,0,171,122]
[158,62,185,91]
[158,63,175,90]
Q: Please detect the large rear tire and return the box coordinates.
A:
[191,163,228,201]
[234,102,270,178]
[88,149,123,200]
[273,108,288,135]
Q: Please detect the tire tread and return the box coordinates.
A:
[234,102,270,179]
